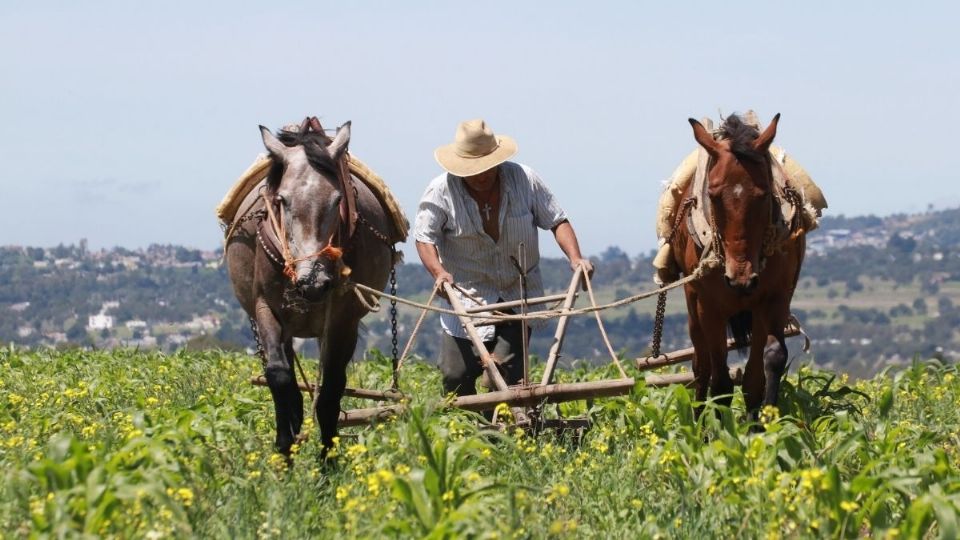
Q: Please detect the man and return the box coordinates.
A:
[414,119,594,396]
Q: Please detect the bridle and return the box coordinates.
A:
[703,154,777,270]
[261,189,344,284]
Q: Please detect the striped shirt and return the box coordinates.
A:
[414,162,568,341]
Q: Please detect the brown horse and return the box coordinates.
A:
[671,113,806,420]
[226,118,398,455]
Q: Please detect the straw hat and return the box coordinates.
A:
[434,119,518,177]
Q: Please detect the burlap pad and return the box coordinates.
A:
[216,153,409,243]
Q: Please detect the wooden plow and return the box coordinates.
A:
[250,266,805,431]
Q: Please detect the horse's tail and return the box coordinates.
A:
[728,311,752,355]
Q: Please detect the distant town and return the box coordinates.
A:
[3,206,960,378]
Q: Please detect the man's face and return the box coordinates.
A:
[463,166,499,191]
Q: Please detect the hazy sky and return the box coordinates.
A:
[2,1,957,258]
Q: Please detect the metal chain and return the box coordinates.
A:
[224,209,266,241]
[651,292,667,359]
[357,213,393,245]
[389,259,400,390]
[248,316,267,370]
[651,197,696,358]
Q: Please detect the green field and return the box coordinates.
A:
[1,347,958,538]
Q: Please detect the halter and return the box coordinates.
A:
[701,154,778,272]
[261,190,344,284]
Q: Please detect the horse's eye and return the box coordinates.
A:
[274,194,286,206]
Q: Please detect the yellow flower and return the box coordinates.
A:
[346,443,367,459]
[759,405,780,426]
[840,500,859,512]
[7,393,24,407]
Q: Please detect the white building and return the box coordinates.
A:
[88,314,114,330]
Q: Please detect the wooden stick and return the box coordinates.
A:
[451,378,635,411]
[540,266,584,386]
[442,282,531,423]
[338,404,404,427]
[644,367,743,388]
[249,377,404,401]
[442,282,510,392]
[635,325,801,371]
[334,378,635,427]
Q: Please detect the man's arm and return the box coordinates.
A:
[415,241,454,288]
[551,220,595,277]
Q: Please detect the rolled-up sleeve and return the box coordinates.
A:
[413,182,447,244]
[525,166,567,230]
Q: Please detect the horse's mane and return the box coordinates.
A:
[719,114,765,163]
[275,127,340,178]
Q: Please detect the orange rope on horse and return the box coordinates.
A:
[262,192,343,284]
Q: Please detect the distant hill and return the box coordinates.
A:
[2,207,960,377]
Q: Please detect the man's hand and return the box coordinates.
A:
[571,258,595,277]
[434,271,454,299]
[571,258,595,290]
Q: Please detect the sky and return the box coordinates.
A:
[2,1,958,258]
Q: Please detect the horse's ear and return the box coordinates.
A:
[260,126,286,159]
[689,118,719,157]
[327,121,352,161]
[753,113,780,153]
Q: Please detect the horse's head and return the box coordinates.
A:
[260,119,351,301]
[689,113,780,295]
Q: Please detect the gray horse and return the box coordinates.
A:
[226,119,397,455]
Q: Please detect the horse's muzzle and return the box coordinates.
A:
[295,263,333,301]
[724,273,759,295]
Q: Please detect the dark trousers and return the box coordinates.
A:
[439,320,529,396]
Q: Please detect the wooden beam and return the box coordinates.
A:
[635,325,802,371]
[334,378,635,427]
[644,367,743,388]
[338,404,404,427]
[451,378,635,412]
[249,377,404,401]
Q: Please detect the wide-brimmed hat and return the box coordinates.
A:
[434,119,518,177]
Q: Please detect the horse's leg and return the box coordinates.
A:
[703,316,734,409]
[316,320,359,456]
[283,340,305,442]
[684,288,710,416]
[762,306,791,408]
[742,314,770,423]
[255,301,298,454]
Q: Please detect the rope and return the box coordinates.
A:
[395,280,441,376]
[350,260,714,323]
[581,267,628,378]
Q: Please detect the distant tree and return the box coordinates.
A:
[913,297,928,315]
[887,233,917,253]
